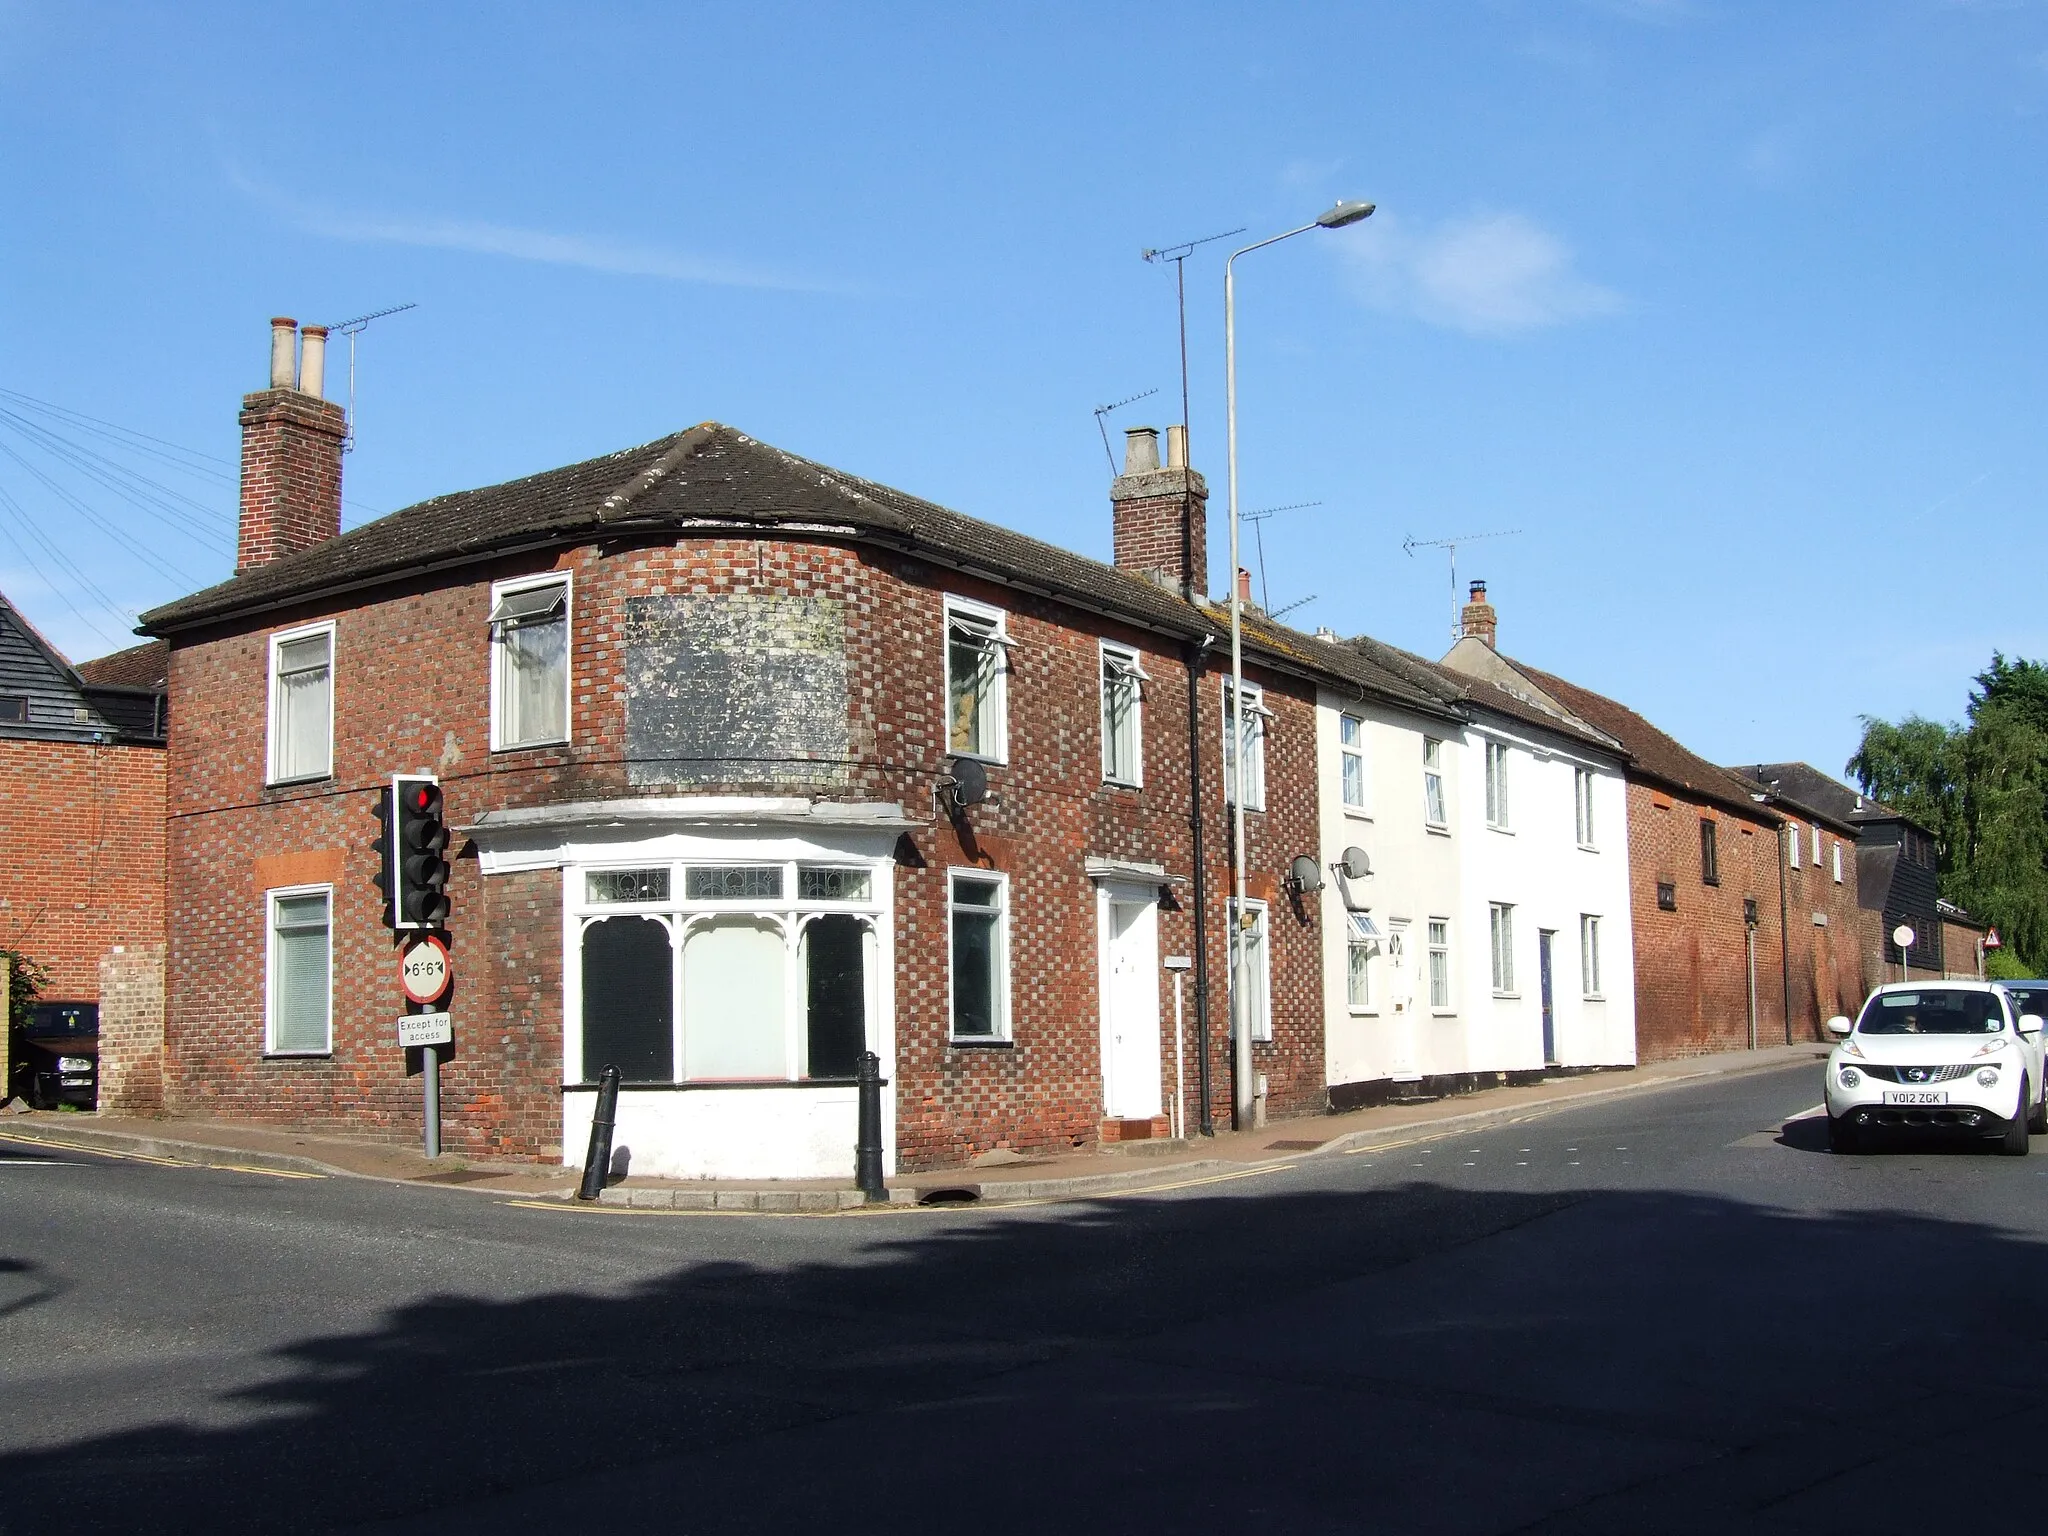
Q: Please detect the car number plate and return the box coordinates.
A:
[1883,1089,1948,1105]
[57,1057,92,1073]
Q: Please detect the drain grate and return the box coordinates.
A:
[1265,1138,1325,1151]
[414,1169,496,1184]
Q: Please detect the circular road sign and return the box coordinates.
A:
[1892,924,1917,951]
[400,936,452,1005]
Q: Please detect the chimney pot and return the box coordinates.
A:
[298,325,329,400]
[1122,426,1161,475]
[1236,567,1253,605]
[269,317,299,390]
[1165,424,1188,469]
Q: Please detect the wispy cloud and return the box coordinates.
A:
[228,166,838,293]
[1338,209,1624,336]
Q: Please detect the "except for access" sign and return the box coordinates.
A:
[397,1013,453,1050]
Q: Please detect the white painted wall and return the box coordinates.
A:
[1455,714,1636,1073]
[1315,693,1465,1086]
[563,1086,860,1180]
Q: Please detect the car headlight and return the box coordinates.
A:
[1842,1038,1866,1059]
[1972,1037,2011,1058]
[1839,1066,1862,1089]
[1978,1067,2001,1087]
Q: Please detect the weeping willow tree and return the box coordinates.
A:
[1850,655,2048,971]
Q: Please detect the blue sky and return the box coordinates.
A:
[3,1,2046,778]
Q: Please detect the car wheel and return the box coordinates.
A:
[1828,1115,1860,1155]
[2001,1083,2032,1156]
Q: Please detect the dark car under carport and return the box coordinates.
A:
[8,1001,98,1109]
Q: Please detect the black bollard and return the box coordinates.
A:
[577,1064,621,1202]
[854,1050,887,1204]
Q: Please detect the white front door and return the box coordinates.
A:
[1386,919,1421,1080]
[1102,894,1162,1119]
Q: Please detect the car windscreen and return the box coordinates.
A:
[1857,990,2005,1035]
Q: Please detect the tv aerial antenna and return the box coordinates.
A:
[1141,226,1246,451]
[1242,500,1321,613]
[1402,527,1521,641]
[323,303,417,452]
[1092,388,1159,475]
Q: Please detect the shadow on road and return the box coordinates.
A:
[4,1178,2048,1534]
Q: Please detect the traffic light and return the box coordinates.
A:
[389,774,449,930]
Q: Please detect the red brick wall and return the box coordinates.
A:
[0,738,165,1002]
[1627,782,1788,1061]
[1779,824,1867,1039]
[161,534,1325,1165]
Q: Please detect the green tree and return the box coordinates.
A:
[1850,652,2048,973]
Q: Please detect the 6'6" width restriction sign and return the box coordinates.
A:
[400,936,452,1005]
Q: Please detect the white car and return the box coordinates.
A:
[1824,981,2048,1155]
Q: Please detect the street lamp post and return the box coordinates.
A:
[1224,199,1374,1130]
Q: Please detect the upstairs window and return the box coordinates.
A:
[1222,678,1270,810]
[1700,818,1720,886]
[1100,641,1146,785]
[945,598,1009,761]
[1339,714,1366,810]
[1812,825,1823,867]
[268,622,334,784]
[1832,841,1844,883]
[1484,740,1510,829]
[0,695,25,724]
[1423,737,1448,827]
[1788,821,1802,869]
[1574,767,1596,848]
[490,575,570,750]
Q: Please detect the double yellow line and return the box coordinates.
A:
[0,1129,324,1180]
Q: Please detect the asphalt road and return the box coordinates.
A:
[4,1061,2046,1534]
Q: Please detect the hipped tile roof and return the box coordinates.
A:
[140,423,1463,720]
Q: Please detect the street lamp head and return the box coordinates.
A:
[1316,200,1376,230]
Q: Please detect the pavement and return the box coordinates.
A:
[0,1040,1831,1210]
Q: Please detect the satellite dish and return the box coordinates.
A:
[1340,846,1371,881]
[1288,854,1323,894]
[948,757,990,807]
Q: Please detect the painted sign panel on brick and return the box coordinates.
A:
[623,595,849,786]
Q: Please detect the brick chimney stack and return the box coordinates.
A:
[1461,579,1498,649]
[1111,423,1208,598]
[237,316,347,572]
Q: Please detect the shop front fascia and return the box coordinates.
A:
[465,797,916,1180]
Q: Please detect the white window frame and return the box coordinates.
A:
[1427,918,1452,1012]
[1339,713,1367,813]
[1832,840,1844,883]
[1489,901,1517,996]
[1788,821,1801,869]
[1580,913,1603,999]
[266,620,336,785]
[947,868,1011,1043]
[944,596,1011,764]
[1574,767,1596,849]
[1812,825,1823,867]
[1230,897,1274,1042]
[1345,911,1378,1012]
[265,883,333,1056]
[1222,678,1270,811]
[1423,737,1448,829]
[1484,739,1510,831]
[1099,640,1146,787]
[489,571,572,752]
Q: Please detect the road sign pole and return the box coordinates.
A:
[422,1042,441,1159]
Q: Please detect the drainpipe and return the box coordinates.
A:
[1185,635,1215,1136]
[1778,822,1793,1045]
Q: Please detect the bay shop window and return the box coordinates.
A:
[570,860,882,1085]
